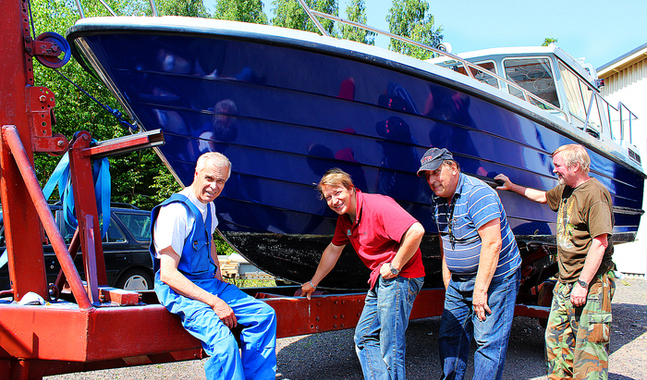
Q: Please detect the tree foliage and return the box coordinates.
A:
[386,0,443,60]
[271,0,337,35]
[155,0,208,17]
[542,38,558,46]
[214,0,268,24]
[30,0,182,210]
[340,0,374,45]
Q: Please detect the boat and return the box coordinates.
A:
[65,9,645,291]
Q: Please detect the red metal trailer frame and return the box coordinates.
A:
[0,1,548,378]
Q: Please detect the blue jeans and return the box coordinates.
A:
[354,276,424,380]
[155,272,277,380]
[439,268,520,380]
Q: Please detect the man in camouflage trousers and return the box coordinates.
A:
[496,144,616,379]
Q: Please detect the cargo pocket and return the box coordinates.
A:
[587,312,612,344]
[190,239,210,273]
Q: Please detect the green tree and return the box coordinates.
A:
[542,38,558,46]
[340,0,374,45]
[155,0,208,17]
[214,0,268,24]
[271,0,337,35]
[386,0,443,60]
[30,0,182,209]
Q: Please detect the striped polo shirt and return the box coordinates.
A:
[432,173,521,279]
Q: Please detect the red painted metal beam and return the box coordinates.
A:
[258,288,446,338]
[1,126,91,309]
[0,0,49,302]
[0,304,201,363]
[0,285,550,378]
[68,132,108,287]
[514,304,550,319]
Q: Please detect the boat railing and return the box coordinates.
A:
[581,85,637,146]
[73,0,159,18]
[296,0,569,121]
[299,2,643,150]
[617,101,637,144]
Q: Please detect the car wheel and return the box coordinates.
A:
[117,269,153,291]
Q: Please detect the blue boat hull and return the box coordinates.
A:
[67,19,644,288]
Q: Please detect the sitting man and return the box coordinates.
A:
[150,152,276,380]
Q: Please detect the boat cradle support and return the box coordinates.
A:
[0,284,550,379]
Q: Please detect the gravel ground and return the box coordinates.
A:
[47,276,647,380]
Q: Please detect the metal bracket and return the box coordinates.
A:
[27,86,69,154]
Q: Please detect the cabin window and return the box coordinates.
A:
[558,63,586,127]
[503,58,559,108]
[581,90,603,138]
[455,61,499,88]
[559,62,610,138]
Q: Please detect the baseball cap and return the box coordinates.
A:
[417,148,453,176]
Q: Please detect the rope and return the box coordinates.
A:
[54,69,139,133]
[27,0,37,39]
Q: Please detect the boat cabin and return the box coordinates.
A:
[431,45,641,166]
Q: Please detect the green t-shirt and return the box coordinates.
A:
[546,178,614,283]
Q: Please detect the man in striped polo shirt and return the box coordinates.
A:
[417,148,521,380]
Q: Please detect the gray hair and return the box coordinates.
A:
[196,152,232,179]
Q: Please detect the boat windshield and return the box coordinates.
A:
[454,61,499,88]
[503,58,559,109]
[558,61,633,142]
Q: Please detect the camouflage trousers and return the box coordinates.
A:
[545,271,615,380]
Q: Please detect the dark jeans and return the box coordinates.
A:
[439,268,520,380]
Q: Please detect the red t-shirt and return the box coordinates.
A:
[331,190,425,287]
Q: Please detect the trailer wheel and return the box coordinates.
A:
[116,269,153,291]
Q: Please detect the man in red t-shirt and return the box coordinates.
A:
[302,168,425,380]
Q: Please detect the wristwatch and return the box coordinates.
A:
[389,263,400,276]
[576,279,589,288]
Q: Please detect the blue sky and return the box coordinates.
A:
[361,0,647,69]
[207,0,647,69]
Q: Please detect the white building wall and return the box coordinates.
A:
[600,55,647,275]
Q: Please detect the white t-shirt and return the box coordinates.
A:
[153,188,218,258]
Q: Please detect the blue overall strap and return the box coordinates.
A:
[149,194,214,273]
[149,193,187,272]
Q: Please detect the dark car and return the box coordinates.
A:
[0,203,154,291]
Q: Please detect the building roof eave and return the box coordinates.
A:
[597,42,647,78]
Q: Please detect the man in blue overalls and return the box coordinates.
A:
[150,152,277,380]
